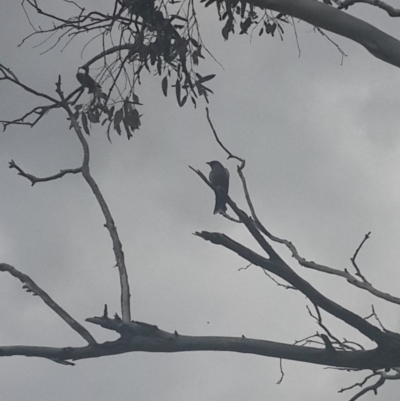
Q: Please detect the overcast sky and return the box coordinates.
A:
[1,1,400,400]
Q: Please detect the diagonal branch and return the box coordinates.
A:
[0,64,60,104]
[195,231,391,347]
[0,263,96,344]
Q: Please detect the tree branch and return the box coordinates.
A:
[195,231,391,346]
[0,263,96,344]
[252,0,400,68]
[0,316,396,369]
[339,0,400,17]
[55,78,132,322]
[8,160,82,186]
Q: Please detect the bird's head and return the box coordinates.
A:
[207,161,220,168]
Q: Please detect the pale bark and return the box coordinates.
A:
[253,0,400,68]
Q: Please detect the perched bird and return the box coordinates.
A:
[207,161,229,214]
[76,68,101,94]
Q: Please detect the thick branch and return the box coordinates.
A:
[253,0,400,68]
[196,231,391,347]
[0,321,397,370]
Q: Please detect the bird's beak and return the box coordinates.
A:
[206,162,211,165]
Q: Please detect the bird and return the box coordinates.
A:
[76,68,101,94]
[207,160,229,214]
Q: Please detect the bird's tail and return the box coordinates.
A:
[214,195,227,214]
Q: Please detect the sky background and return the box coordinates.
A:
[1,1,400,400]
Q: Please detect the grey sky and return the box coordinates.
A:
[1,1,400,400]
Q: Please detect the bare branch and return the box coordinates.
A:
[0,314,396,369]
[55,78,132,322]
[195,231,389,346]
[0,64,60,105]
[9,160,82,186]
[346,374,385,401]
[339,0,400,17]
[0,263,96,344]
[350,231,370,280]
[205,107,245,169]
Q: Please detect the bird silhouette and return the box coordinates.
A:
[207,161,229,214]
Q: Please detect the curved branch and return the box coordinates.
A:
[56,80,132,322]
[339,0,400,17]
[9,160,82,186]
[253,0,400,68]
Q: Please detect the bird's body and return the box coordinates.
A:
[76,68,101,94]
[207,161,229,214]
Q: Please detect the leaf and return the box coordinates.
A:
[190,38,199,47]
[132,93,140,104]
[191,96,197,108]
[201,84,214,94]
[204,0,216,7]
[157,57,162,75]
[150,48,157,65]
[108,106,115,120]
[125,109,141,131]
[179,95,187,107]
[198,74,216,84]
[240,17,252,34]
[114,108,124,131]
[99,92,107,101]
[81,112,90,136]
[123,119,132,140]
[264,21,277,35]
[193,51,199,65]
[97,103,108,114]
[87,110,100,123]
[175,79,181,105]
[222,18,234,40]
[259,27,264,36]
[74,104,83,111]
[162,76,168,97]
